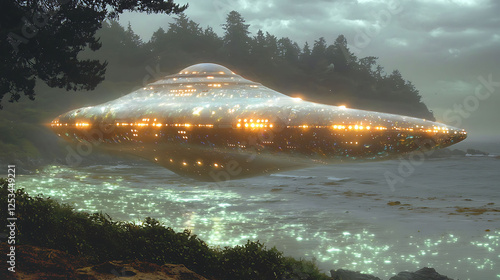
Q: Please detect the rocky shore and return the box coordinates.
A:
[330,267,454,280]
[1,243,455,280]
[0,243,208,280]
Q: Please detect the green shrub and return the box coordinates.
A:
[219,240,285,279]
[282,257,331,280]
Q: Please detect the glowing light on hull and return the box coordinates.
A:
[51,63,467,181]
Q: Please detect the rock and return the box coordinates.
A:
[0,243,209,280]
[389,267,453,280]
[84,260,137,277]
[330,269,382,280]
[387,201,401,206]
[466,148,488,156]
[0,242,88,280]
[77,261,209,280]
[425,148,465,158]
[449,149,466,156]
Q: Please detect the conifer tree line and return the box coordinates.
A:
[92,11,435,120]
[0,10,436,166]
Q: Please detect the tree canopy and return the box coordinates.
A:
[144,11,434,120]
[0,0,187,108]
[1,8,434,120]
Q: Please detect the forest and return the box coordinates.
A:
[87,11,435,120]
[0,11,435,167]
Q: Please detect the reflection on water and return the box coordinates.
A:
[20,157,500,279]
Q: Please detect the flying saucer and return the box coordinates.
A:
[51,63,467,181]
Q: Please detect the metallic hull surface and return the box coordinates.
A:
[51,63,467,181]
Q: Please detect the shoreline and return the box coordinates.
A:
[0,243,455,280]
[6,157,500,279]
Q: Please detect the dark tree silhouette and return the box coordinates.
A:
[86,12,436,120]
[4,10,434,120]
[222,11,251,65]
[277,37,300,64]
[311,37,328,71]
[146,13,221,72]
[0,0,187,109]
[330,35,353,73]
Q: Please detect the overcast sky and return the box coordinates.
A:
[118,0,500,140]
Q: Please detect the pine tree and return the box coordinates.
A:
[222,11,251,64]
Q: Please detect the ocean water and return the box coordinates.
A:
[18,155,500,279]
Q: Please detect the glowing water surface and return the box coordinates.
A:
[21,156,500,279]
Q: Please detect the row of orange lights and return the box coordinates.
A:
[51,123,67,127]
[332,124,382,130]
[236,118,273,128]
[170,88,196,93]
[179,71,226,75]
[238,118,269,123]
[54,120,457,135]
[114,123,213,128]
[158,157,223,168]
[237,123,273,128]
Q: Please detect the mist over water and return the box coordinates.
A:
[16,149,500,280]
[453,136,500,155]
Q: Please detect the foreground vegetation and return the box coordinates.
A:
[0,178,330,280]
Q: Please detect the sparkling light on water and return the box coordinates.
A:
[19,158,500,279]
